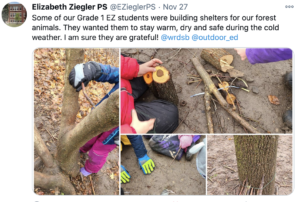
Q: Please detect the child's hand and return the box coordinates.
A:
[234,48,247,60]
[130,109,155,134]
[137,58,163,77]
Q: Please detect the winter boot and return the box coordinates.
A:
[185,141,195,161]
[284,71,292,89]
[283,110,292,129]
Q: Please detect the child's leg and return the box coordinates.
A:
[135,99,179,133]
[84,127,117,173]
[80,135,100,153]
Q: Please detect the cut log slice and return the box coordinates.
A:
[200,49,234,72]
[153,66,171,84]
[153,66,178,106]
[143,72,153,84]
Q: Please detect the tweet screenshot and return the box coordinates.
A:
[1,0,297,201]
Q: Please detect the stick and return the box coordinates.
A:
[239,178,247,195]
[209,168,216,174]
[89,175,95,195]
[81,83,96,108]
[204,86,214,133]
[223,166,236,172]
[191,58,258,133]
[45,128,57,140]
[257,175,265,195]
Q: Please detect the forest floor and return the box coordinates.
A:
[121,48,293,134]
[121,135,206,195]
[34,48,119,195]
[207,135,293,195]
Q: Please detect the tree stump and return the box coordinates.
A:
[143,66,179,106]
[200,49,234,72]
[234,135,278,195]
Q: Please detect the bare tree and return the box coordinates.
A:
[34,49,119,194]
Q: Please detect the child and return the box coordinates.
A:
[121,55,179,134]
[68,61,119,176]
[234,48,292,128]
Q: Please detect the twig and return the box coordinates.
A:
[81,83,96,108]
[208,177,214,183]
[223,166,236,172]
[209,168,216,174]
[211,98,223,133]
[89,175,95,195]
[257,175,265,195]
[239,178,247,195]
[45,128,57,140]
[174,111,189,133]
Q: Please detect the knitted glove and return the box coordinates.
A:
[120,165,131,183]
[138,154,155,174]
[69,62,102,92]
[80,167,92,177]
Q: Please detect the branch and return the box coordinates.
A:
[191,58,258,133]
[57,89,119,176]
[34,125,54,168]
[34,171,76,195]
[204,86,214,133]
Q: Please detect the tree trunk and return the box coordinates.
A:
[234,135,278,195]
[57,48,119,177]
[57,90,119,177]
[152,66,179,106]
[200,49,233,72]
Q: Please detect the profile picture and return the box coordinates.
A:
[2,2,27,27]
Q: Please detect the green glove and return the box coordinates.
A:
[138,154,155,174]
[121,165,131,183]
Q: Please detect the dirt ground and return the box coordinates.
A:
[207,135,293,195]
[121,48,292,133]
[121,135,206,195]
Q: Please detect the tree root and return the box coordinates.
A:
[34,171,76,195]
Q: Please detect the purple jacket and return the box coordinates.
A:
[246,48,292,64]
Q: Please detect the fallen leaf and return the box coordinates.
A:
[226,94,236,105]
[110,173,114,179]
[268,95,280,105]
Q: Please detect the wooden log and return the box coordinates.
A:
[143,72,159,98]
[152,66,179,106]
[204,86,214,133]
[200,49,234,72]
[191,58,258,133]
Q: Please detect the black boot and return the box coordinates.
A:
[185,142,195,161]
[284,71,292,89]
[283,110,292,129]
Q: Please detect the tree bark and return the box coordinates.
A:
[234,135,278,195]
[59,49,83,138]
[191,58,258,133]
[57,90,119,177]
[152,66,178,106]
[200,49,233,72]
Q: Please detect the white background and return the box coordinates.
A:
[0,0,297,201]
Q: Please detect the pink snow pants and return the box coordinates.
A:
[80,127,117,173]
